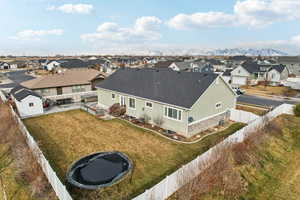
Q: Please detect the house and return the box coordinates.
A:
[153,60,182,69]
[222,69,233,84]
[8,60,27,69]
[21,69,105,104]
[205,59,226,71]
[277,56,300,76]
[44,61,61,71]
[10,85,43,117]
[96,68,237,137]
[230,61,267,86]
[266,65,289,86]
[0,62,10,70]
[169,62,192,71]
[191,62,215,73]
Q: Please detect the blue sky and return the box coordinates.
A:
[1,0,300,55]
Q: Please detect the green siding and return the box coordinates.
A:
[188,77,236,123]
[97,88,188,134]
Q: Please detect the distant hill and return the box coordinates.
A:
[207,48,288,56]
[146,48,289,56]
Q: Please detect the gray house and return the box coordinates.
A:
[96,68,237,137]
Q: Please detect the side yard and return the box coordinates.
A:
[169,114,300,200]
[23,109,245,200]
[0,101,56,200]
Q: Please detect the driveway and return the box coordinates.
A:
[238,94,299,107]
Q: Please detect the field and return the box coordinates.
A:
[236,104,268,116]
[243,85,300,97]
[23,110,244,200]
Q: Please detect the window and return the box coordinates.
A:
[129,98,136,109]
[164,107,182,121]
[40,89,50,95]
[112,94,115,99]
[145,102,153,108]
[72,85,86,93]
[29,103,34,107]
[216,102,222,109]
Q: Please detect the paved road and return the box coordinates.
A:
[4,70,34,83]
[0,70,34,89]
[238,94,299,107]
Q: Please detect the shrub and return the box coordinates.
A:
[140,113,151,124]
[294,104,300,117]
[153,116,164,126]
[109,103,126,117]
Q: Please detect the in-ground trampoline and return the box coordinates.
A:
[67,151,133,190]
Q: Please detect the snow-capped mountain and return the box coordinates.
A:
[207,48,288,56]
[146,48,288,56]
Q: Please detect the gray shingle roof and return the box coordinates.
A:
[96,68,219,109]
[242,61,261,73]
[269,64,286,73]
[11,86,41,101]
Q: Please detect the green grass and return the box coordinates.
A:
[23,109,244,200]
[182,114,300,200]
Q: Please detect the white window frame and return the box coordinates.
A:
[128,97,136,110]
[164,106,182,121]
[215,102,222,109]
[119,96,126,106]
[145,101,153,109]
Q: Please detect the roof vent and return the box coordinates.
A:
[156,69,159,72]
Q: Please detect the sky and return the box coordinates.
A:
[1,0,300,55]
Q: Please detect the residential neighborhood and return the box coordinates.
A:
[1,1,300,200]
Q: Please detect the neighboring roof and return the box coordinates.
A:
[172,62,192,71]
[11,86,41,101]
[223,69,233,76]
[96,68,219,109]
[60,60,90,69]
[229,56,252,61]
[153,60,181,68]
[241,61,261,73]
[205,59,223,65]
[21,69,101,89]
[268,64,286,73]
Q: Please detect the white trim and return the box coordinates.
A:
[145,101,153,109]
[119,95,126,106]
[163,106,183,122]
[188,110,228,126]
[128,97,136,110]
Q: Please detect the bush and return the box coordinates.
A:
[294,104,300,117]
[109,103,126,117]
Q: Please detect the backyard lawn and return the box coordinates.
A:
[23,110,244,200]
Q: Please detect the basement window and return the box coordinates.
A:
[29,103,34,107]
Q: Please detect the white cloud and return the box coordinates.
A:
[47,4,93,14]
[168,0,300,29]
[10,29,64,40]
[81,16,162,43]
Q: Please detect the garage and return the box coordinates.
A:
[232,76,247,86]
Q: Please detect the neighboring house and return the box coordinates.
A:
[0,62,10,70]
[205,59,226,71]
[45,61,61,71]
[169,62,192,71]
[8,60,27,69]
[10,86,43,117]
[153,60,182,69]
[21,69,105,104]
[277,56,300,76]
[96,68,237,137]
[191,62,215,73]
[267,65,289,86]
[231,61,267,86]
[222,69,233,84]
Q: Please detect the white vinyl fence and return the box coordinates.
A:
[133,103,294,200]
[0,91,73,200]
[230,109,260,123]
